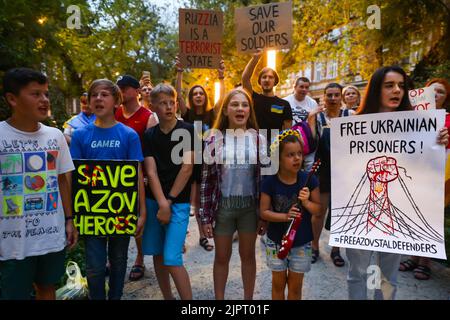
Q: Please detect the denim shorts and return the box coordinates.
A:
[142,199,190,266]
[265,238,312,273]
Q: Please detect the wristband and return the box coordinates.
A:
[65,216,74,221]
[167,194,176,202]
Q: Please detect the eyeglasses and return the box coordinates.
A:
[141,88,152,92]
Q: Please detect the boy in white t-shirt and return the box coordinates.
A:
[283,77,320,171]
[0,68,77,300]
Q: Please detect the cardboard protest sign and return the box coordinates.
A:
[409,87,436,110]
[234,1,292,53]
[329,110,446,259]
[179,8,223,69]
[72,160,139,237]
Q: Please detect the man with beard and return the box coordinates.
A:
[242,49,292,149]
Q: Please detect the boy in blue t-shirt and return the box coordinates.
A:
[260,131,321,300]
[142,83,194,300]
[70,79,146,300]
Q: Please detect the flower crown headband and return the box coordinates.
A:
[270,129,301,155]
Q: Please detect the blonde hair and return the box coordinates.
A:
[212,89,259,131]
[342,85,360,107]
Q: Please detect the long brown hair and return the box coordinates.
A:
[212,88,259,131]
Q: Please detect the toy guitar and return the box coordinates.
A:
[277,159,321,260]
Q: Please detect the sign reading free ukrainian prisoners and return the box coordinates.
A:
[329,110,446,259]
[234,1,292,53]
[72,160,139,237]
[179,8,223,69]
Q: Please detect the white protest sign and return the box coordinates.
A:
[329,110,446,259]
[409,87,436,110]
[234,1,292,53]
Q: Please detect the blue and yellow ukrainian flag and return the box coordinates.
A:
[270,105,284,114]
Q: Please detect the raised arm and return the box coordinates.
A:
[242,49,263,95]
[175,55,188,116]
[213,59,226,115]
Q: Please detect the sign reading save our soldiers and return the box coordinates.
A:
[234,1,292,53]
[72,160,139,237]
[179,8,223,69]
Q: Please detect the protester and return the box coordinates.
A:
[398,77,450,280]
[342,85,361,111]
[260,130,321,300]
[141,83,194,300]
[115,74,154,281]
[283,77,319,171]
[175,56,225,252]
[70,79,146,300]
[347,66,448,299]
[308,83,353,266]
[139,71,153,110]
[0,68,77,300]
[63,92,96,145]
[199,88,267,300]
[242,49,292,149]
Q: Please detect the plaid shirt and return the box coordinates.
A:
[199,130,264,225]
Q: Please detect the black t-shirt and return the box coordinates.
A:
[261,172,319,247]
[182,108,215,131]
[143,120,194,203]
[252,92,292,145]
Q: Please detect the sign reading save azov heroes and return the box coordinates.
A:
[72,160,139,237]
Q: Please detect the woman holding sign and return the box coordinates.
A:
[175,56,225,252]
[399,77,450,280]
[346,67,448,300]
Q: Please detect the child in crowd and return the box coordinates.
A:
[260,130,321,300]
[141,83,194,300]
[0,68,77,299]
[199,88,267,300]
[70,79,146,300]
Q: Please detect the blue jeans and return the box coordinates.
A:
[85,237,130,300]
[346,248,402,300]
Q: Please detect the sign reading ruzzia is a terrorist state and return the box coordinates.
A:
[329,110,446,259]
[234,1,292,53]
[72,160,139,236]
[179,8,223,69]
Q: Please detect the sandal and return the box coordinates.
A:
[311,249,320,264]
[330,250,345,267]
[399,258,417,272]
[128,264,145,281]
[413,265,431,280]
[199,238,214,251]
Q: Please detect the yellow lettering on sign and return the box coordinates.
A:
[106,216,116,234]
[94,216,106,235]
[84,216,94,235]
[93,166,108,187]
[91,190,110,213]
[74,189,90,213]
[123,192,137,212]
[127,214,137,234]
[121,165,136,187]
[108,192,125,214]
[77,165,90,185]
[106,165,120,188]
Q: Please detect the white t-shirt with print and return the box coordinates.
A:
[0,121,74,260]
[283,94,318,125]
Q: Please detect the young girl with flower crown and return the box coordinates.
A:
[260,130,321,300]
